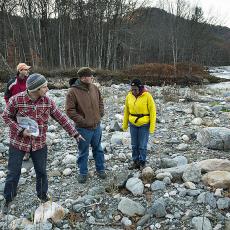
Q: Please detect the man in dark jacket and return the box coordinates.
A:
[65,67,106,183]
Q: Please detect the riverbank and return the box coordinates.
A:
[0,83,230,229]
[0,63,226,92]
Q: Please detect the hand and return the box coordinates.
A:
[75,134,85,142]
[23,129,32,137]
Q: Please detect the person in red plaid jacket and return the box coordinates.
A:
[1,73,84,214]
[4,63,31,161]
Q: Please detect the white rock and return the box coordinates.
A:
[0,171,6,178]
[121,216,132,226]
[184,181,196,189]
[62,154,76,165]
[176,143,188,151]
[191,117,203,125]
[182,135,190,142]
[126,177,144,196]
[104,154,112,160]
[115,114,124,121]
[34,201,65,223]
[214,188,223,197]
[118,152,126,160]
[169,190,177,196]
[21,168,27,174]
[63,168,72,176]
[155,223,161,229]
[114,215,121,221]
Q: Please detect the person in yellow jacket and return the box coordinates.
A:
[122,79,156,170]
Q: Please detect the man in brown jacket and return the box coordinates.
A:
[65,67,106,183]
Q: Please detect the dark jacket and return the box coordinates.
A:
[4,75,28,103]
[65,79,104,129]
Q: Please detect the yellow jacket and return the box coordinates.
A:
[122,91,156,133]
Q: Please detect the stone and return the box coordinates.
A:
[63,168,72,176]
[118,197,145,217]
[126,177,144,196]
[197,127,230,151]
[202,171,230,189]
[34,201,65,223]
[182,163,201,182]
[141,166,155,182]
[198,159,230,172]
[191,216,212,230]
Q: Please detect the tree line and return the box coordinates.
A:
[0,0,229,71]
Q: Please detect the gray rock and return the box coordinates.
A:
[118,197,145,217]
[126,177,144,196]
[191,216,212,230]
[151,180,166,191]
[197,127,230,151]
[88,186,105,196]
[161,156,188,168]
[217,198,230,210]
[148,199,167,218]
[182,163,201,182]
[197,192,216,208]
[186,189,201,196]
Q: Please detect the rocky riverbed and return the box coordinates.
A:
[0,83,230,230]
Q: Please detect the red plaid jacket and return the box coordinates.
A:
[2,91,78,152]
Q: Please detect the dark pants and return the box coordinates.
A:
[4,145,48,202]
[77,124,105,176]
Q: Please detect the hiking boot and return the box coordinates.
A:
[38,194,50,203]
[139,161,146,171]
[78,175,88,184]
[128,161,140,170]
[1,200,10,214]
[97,171,106,179]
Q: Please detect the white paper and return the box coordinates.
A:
[17,116,39,137]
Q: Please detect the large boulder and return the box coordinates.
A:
[202,171,230,189]
[197,127,230,151]
[198,159,230,172]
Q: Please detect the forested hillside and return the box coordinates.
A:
[0,0,229,70]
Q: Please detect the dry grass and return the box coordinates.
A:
[0,62,220,91]
[122,62,212,86]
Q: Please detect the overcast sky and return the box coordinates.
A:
[149,0,230,28]
[189,0,230,28]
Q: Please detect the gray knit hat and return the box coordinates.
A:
[26,73,48,92]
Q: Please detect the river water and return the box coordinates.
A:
[207,66,230,90]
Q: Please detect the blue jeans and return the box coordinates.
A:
[129,123,150,163]
[76,124,105,176]
[4,145,48,202]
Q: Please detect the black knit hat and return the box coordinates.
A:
[77,67,95,77]
[26,73,47,92]
[131,79,142,88]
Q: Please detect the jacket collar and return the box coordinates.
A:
[72,79,91,91]
[24,90,46,103]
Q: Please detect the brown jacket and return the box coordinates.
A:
[65,79,104,129]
